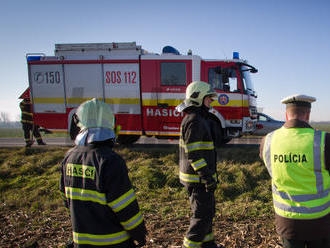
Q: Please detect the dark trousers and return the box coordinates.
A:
[282,236,330,248]
[184,185,216,248]
[22,123,42,143]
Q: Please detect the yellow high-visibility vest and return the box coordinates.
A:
[263,127,330,219]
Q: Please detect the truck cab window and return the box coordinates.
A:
[161,62,186,85]
[208,67,239,93]
[208,68,223,90]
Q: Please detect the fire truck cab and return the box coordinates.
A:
[25,42,258,145]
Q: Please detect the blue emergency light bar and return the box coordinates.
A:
[27,56,41,61]
[233,52,239,59]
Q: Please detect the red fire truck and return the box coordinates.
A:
[24,42,258,145]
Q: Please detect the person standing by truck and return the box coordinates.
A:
[176,81,222,248]
[260,94,330,248]
[19,97,46,147]
[60,98,147,247]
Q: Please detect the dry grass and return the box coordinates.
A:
[0,145,281,248]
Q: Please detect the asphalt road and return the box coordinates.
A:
[0,136,261,147]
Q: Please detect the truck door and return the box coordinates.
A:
[28,60,66,114]
[202,62,243,121]
[139,58,190,137]
[155,60,191,137]
[103,61,142,135]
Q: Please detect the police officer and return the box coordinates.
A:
[19,97,46,147]
[59,98,147,247]
[260,94,330,248]
[176,81,222,248]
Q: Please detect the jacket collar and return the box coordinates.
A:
[184,106,210,118]
[75,127,115,146]
[283,119,312,129]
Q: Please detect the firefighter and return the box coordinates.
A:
[59,98,147,248]
[19,97,46,147]
[260,94,330,248]
[176,81,222,248]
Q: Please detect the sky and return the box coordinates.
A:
[1,0,330,122]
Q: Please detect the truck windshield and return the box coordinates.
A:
[241,66,256,96]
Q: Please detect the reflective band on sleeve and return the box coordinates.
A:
[73,230,130,246]
[120,212,144,230]
[263,132,274,177]
[274,199,330,214]
[65,187,107,205]
[272,184,329,202]
[186,141,214,152]
[179,172,217,184]
[191,158,207,171]
[108,189,136,213]
[179,172,200,183]
[183,237,202,248]
[22,111,33,116]
[313,130,324,194]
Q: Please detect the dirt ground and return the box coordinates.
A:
[0,208,282,248]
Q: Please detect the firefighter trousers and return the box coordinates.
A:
[184,184,217,248]
[281,236,330,248]
[22,123,43,144]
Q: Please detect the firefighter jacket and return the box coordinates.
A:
[179,106,217,187]
[59,141,147,247]
[19,100,33,124]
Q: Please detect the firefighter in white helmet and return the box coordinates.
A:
[176,81,223,248]
[59,98,147,248]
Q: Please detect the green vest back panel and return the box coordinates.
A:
[263,127,330,219]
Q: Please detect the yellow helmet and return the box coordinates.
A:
[176,81,217,112]
[76,98,115,130]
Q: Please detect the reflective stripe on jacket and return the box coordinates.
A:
[59,144,146,247]
[179,107,217,187]
[263,127,330,219]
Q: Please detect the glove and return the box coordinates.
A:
[203,175,217,192]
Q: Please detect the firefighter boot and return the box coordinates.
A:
[25,140,34,147]
[37,140,46,145]
[202,241,226,248]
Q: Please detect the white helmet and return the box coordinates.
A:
[76,98,115,130]
[176,81,217,112]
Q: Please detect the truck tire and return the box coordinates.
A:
[222,137,232,144]
[117,135,140,145]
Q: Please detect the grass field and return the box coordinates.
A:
[0,145,282,248]
[0,128,68,138]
